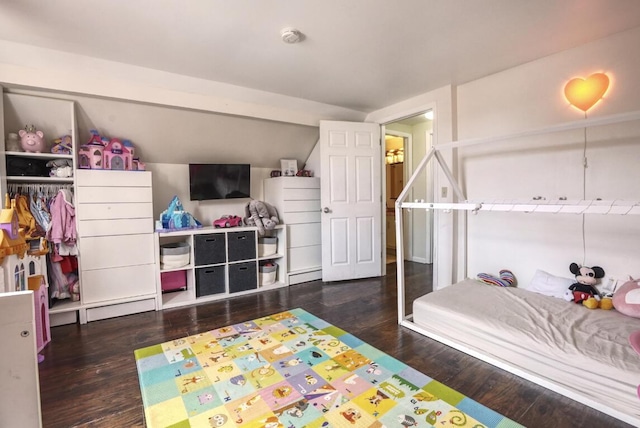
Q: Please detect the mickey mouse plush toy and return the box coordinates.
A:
[565,262,605,304]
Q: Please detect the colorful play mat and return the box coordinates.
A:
[134,308,524,427]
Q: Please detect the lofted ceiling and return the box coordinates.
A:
[2,1,640,115]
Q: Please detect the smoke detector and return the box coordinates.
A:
[281,27,304,44]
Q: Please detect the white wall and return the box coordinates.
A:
[456,26,640,287]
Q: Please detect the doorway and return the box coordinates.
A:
[384,110,434,265]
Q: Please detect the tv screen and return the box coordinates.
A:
[189,164,251,201]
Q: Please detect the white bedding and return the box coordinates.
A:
[412,279,640,425]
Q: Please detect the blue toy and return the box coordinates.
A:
[157,196,202,231]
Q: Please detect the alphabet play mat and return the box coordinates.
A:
[134,308,523,427]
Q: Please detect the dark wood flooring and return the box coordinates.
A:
[38,262,632,428]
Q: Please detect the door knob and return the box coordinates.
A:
[323,207,331,213]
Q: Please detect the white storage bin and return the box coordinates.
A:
[259,263,278,286]
[258,237,278,257]
[160,242,190,268]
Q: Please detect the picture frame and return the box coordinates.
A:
[280,159,298,176]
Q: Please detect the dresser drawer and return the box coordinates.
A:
[76,186,152,204]
[81,264,156,304]
[78,218,153,237]
[288,223,321,247]
[76,169,152,187]
[289,245,322,272]
[282,211,321,224]
[76,202,153,220]
[282,199,321,213]
[283,188,320,201]
[80,234,155,270]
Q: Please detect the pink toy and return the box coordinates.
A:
[18,125,46,153]
[613,278,640,318]
[103,138,132,170]
[28,275,51,352]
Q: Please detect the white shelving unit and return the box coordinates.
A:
[155,225,287,309]
[1,90,80,326]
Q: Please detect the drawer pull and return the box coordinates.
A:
[205,238,218,242]
[237,236,246,240]
[239,267,248,271]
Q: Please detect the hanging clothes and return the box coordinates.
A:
[46,188,78,256]
[14,193,44,239]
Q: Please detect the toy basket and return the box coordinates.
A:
[160,242,190,269]
[259,262,278,286]
[258,237,278,257]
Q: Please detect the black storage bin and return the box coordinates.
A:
[227,231,256,262]
[228,261,257,293]
[194,233,226,266]
[196,266,226,297]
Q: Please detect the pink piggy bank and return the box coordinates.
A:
[19,128,46,153]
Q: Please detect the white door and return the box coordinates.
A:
[320,121,382,282]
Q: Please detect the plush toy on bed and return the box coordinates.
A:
[564,263,605,307]
[612,278,640,318]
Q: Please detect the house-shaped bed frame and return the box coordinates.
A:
[395,108,640,427]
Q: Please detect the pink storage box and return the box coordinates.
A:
[161,270,187,292]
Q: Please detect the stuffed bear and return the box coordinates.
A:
[244,200,279,236]
[564,262,605,305]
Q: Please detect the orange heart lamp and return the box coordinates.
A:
[564,72,610,112]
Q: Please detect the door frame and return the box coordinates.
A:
[382,129,413,270]
[380,106,438,278]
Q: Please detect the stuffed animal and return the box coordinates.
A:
[46,159,74,178]
[244,200,279,236]
[564,262,605,306]
[19,125,46,153]
[613,278,640,318]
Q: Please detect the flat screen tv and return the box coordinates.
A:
[189,163,251,201]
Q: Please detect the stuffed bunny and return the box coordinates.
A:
[244,200,280,236]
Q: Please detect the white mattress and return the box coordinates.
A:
[413,279,640,425]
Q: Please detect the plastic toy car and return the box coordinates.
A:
[213,215,243,228]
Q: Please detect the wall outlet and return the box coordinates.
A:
[441,187,448,198]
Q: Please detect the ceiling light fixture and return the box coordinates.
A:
[281,27,304,44]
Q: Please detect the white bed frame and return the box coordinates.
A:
[395,108,640,427]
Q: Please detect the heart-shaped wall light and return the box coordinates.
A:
[564,72,610,112]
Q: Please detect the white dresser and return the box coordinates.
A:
[75,170,157,321]
[264,177,322,284]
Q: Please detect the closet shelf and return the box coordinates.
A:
[7,176,74,183]
[399,199,640,215]
[5,151,73,160]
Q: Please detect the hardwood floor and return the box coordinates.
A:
[38,262,631,428]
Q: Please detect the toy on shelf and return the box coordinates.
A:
[51,134,72,155]
[77,129,147,171]
[157,196,202,232]
[213,215,243,228]
[103,137,132,170]
[18,125,47,153]
[46,159,73,178]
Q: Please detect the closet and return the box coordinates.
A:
[1,91,80,326]
[1,89,157,325]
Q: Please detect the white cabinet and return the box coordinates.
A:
[264,177,322,284]
[156,225,287,309]
[0,292,42,428]
[75,170,157,321]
